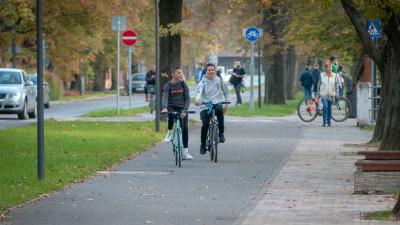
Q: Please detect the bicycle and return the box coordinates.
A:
[297,95,350,122]
[147,85,156,114]
[161,110,196,167]
[203,101,230,163]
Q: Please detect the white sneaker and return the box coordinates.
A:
[164,131,172,143]
[183,148,193,160]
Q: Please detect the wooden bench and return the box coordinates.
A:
[357,151,400,160]
[355,160,400,171]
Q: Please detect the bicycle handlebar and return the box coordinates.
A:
[201,101,231,105]
[160,110,196,115]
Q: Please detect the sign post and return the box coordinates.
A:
[36,0,44,180]
[244,27,262,114]
[112,16,126,115]
[155,0,160,132]
[122,29,138,108]
[366,20,382,123]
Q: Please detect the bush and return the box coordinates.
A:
[45,72,64,101]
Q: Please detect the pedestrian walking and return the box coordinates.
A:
[311,63,321,97]
[299,64,314,98]
[318,62,339,127]
[230,61,245,105]
[145,65,156,102]
[195,63,203,84]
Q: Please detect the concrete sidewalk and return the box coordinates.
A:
[240,116,398,225]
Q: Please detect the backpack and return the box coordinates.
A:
[300,71,313,88]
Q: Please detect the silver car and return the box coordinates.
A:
[128,73,146,93]
[28,74,50,108]
[0,68,37,119]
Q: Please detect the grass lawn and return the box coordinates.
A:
[60,91,116,102]
[363,210,398,221]
[83,106,149,117]
[0,120,165,214]
[226,92,303,117]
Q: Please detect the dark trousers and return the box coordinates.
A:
[167,107,189,148]
[234,82,243,104]
[200,104,224,144]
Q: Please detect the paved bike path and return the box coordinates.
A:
[1,116,303,225]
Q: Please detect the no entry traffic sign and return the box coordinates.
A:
[122,29,138,46]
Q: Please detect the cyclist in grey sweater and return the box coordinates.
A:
[195,63,230,154]
[162,67,192,160]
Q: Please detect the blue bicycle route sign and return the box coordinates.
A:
[245,27,260,42]
[366,20,382,39]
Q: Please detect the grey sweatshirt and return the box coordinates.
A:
[195,76,229,111]
[162,81,190,110]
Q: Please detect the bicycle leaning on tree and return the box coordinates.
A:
[161,110,196,167]
[297,95,351,122]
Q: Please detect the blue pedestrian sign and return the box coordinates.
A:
[366,20,382,39]
[245,27,261,42]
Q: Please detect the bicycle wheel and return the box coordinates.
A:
[213,124,219,163]
[173,145,178,166]
[208,126,214,161]
[297,97,318,122]
[332,97,350,122]
[176,129,182,167]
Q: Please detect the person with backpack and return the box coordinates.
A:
[299,64,314,98]
[162,67,193,160]
[230,61,246,105]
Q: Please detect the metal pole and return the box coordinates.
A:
[155,0,160,132]
[128,47,132,108]
[257,38,261,109]
[36,0,45,180]
[250,41,254,113]
[372,39,378,123]
[116,17,120,115]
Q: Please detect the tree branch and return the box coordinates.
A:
[340,0,382,67]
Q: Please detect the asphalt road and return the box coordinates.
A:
[1,116,303,225]
[0,94,148,129]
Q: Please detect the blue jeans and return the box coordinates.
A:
[304,88,312,98]
[321,96,332,125]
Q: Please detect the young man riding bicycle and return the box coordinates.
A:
[195,63,230,155]
[162,67,193,160]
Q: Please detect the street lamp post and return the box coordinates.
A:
[36,0,45,180]
[155,0,160,132]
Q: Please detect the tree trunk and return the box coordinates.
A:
[159,0,182,90]
[286,45,297,100]
[341,0,400,214]
[267,51,286,104]
[393,194,400,218]
[262,0,287,105]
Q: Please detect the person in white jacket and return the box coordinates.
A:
[318,62,339,127]
[195,63,229,154]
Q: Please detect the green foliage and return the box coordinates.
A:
[46,73,64,101]
[284,0,361,64]
[0,120,166,214]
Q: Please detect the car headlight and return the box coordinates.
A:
[7,93,21,99]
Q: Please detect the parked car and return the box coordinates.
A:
[28,74,50,108]
[0,68,37,119]
[127,73,146,93]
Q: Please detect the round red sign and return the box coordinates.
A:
[122,29,138,46]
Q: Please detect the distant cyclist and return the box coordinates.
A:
[195,63,230,155]
[162,67,193,160]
